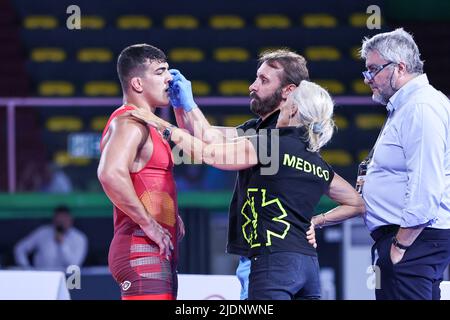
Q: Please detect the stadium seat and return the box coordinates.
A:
[255,15,291,29]
[213,47,250,62]
[314,79,345,94]
[80,16,105,29]
[350,46,361,60]
[46,116,83,132]
[90,116,109,131]
[54,151,90,167]
[116,15,151,29]
[31,48,66,62]
[321,149,353,166]
[169,48,204,62]
[77,48,113,62]
[357,150,370,162]
[191,81,211,96]
[351,79,372,94]
[24,15,58,29]
[301,14,337,28]
[218,80,250,96]
[305,46,341,61]
[164,15,199,29]
[39,81,74,96]
[223,115,252,127]
[84,81,119,96]
[334,115,349,130]
[209,15,245,29]
[355,114,386,130]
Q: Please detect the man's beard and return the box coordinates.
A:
[250,87,283,117]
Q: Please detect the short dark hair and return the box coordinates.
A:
[54,205,71,216]
[117,44,167,92]
[258,49,310,87]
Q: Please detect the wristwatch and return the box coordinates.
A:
[162,125,176,141]
[392,236,410,250]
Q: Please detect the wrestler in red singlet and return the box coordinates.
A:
[101,105,178,300]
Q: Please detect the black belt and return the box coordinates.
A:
[370,224,399,242]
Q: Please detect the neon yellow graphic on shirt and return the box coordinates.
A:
[241,188,290,248]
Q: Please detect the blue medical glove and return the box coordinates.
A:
[168,69,197,112]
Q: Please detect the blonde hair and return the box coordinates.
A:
[291,81,335,152]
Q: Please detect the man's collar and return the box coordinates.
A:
[256,109,280,129]
[387,74,429,113]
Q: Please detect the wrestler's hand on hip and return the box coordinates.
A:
[176,214,185,242]
[141,218,174,260]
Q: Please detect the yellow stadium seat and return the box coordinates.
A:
[321,150,353,166]
[349,13,383,28]
[352,79,372,94]
[24,15,58,29]
[80,15,105,29]
[355,114,386,130]
[255,14,291,29]
[302,14,337,28]
[305,46,341,61]
[90,116,109,131]
[223,115,252,127]
[54,150,90,167]
[210,15,245,29]
[46,116,83,132]
[218,80,251,96]
[84,81,120,96]
[334,115,349,130]
[77,48,113,62]
[214,47,250,62]
[357,150,370,162]
[164,15,199,29]
[169,48,204,62]
[314,79,345,95]
[191,81,211,96]
[350,46,361,60]
[117,15,151,29]
[39,81,75,96]
[31,48,66,62]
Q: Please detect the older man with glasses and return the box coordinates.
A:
[358,28,450,300]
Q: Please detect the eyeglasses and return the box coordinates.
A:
[362,62,394,81]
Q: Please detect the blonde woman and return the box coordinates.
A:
[131,80,364,300]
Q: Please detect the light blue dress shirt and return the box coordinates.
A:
[363,74,450,232]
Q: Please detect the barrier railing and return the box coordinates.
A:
[0,96,376,193]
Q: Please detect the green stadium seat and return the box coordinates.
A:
[46,116,83,132]
[305,46,341,61]
[314,79,345,94]
[355,114,386,130]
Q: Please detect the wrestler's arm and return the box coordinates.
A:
[97,116,173,257]
[312,173,366,228]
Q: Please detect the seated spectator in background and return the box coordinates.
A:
[14,205,88,271]
[18,162,73,193]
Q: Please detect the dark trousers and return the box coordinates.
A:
[248,251,321,300]
[371,226,450,300]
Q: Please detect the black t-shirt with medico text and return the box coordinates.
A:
[245,126,334,257]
